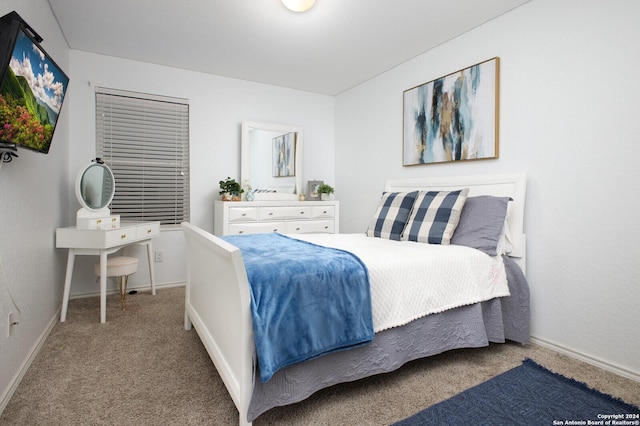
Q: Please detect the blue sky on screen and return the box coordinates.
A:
[8,30,68,118]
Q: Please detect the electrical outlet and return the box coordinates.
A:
[154,250,165,263]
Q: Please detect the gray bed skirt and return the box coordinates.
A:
[248,255,530,422]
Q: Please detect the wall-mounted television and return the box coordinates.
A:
[0,11,69,154]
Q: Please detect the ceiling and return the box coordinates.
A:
[48,0,530,96]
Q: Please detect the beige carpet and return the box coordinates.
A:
[2,286,638,425]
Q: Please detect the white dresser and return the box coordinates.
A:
[214,200,339,236]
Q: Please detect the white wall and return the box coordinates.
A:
[335,0,640,378]
[65,50,335,295]
[0,0,70,410]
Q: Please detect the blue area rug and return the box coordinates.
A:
[394,358,640,425]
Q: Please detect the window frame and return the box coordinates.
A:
[95,87,190,228]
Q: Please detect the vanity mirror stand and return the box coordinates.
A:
[75,159,120,229]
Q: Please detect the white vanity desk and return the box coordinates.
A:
[56,221,160,323]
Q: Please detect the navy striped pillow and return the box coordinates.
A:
[366,191,419,241]
[401,188,469,244]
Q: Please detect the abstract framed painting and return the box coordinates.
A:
[403,57,499,166]
[272,132,296,177]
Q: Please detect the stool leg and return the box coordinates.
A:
[117,277,123,310]
[123,275,128,310]
[118,276,128,311]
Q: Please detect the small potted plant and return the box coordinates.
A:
[219,177,244,201]
[317,183,334,201]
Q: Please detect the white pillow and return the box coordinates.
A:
[496,201,514,255]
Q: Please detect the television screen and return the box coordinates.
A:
[0,22,69,154]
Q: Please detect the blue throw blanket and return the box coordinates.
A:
[222,233,374,382]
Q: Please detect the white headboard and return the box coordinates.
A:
[385,173,527,262]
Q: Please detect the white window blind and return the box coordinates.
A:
[95,87,190,227]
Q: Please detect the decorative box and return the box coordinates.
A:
[77,215,120,230]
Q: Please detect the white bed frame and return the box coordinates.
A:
[182,173,526,426]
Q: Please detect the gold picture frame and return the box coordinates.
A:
[403,57,499,166]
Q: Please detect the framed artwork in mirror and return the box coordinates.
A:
[403,57,499,166]
[272,132,296,177]
[307,180,323,201]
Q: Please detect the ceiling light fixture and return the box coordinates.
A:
[281,0,316,13]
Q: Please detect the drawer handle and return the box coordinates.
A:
[112,217,118,222]
[323,210,328,214]
[121,233,127,239]
[273,228,278,232]
[97,219,102,224]
[269,212,274,216]
[296,227,301,231]
[147,228,152,234]
[238,230,244,234]
[324,226,329,229]
[242,213,247,217]
[300,211,305,215]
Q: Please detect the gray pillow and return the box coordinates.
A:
[451,195,511,256]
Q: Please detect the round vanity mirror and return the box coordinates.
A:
[75,160,116,229]
[75,161,115,211]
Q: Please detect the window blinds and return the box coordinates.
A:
[95,87,190,226]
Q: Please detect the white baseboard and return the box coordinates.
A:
[0,309,59,414]
[69,281,185,300]
[531,336,640,383]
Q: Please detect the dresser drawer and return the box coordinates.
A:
[228,207,259,222]
[105,227,137,246]
[214,200,338,236]
[286,220,335,234]
[259,206,311,221]
[228,222,286,235]
[136,222,160,239]
[311,205,335,219]
[78,215,120,230]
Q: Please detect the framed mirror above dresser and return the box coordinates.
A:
[213,121,338,236]
[241,121,303,201]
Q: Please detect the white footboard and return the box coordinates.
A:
[182,222,254,426]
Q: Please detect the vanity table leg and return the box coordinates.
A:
[60,249,76,322]
[99,250,108,323]
[146,242,156,295]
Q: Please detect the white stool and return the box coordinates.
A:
[94,256,138,311]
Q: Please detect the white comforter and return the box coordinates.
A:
[290,233,510,332]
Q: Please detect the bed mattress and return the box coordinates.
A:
[247,253,530,422]
[293,233,511,332]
